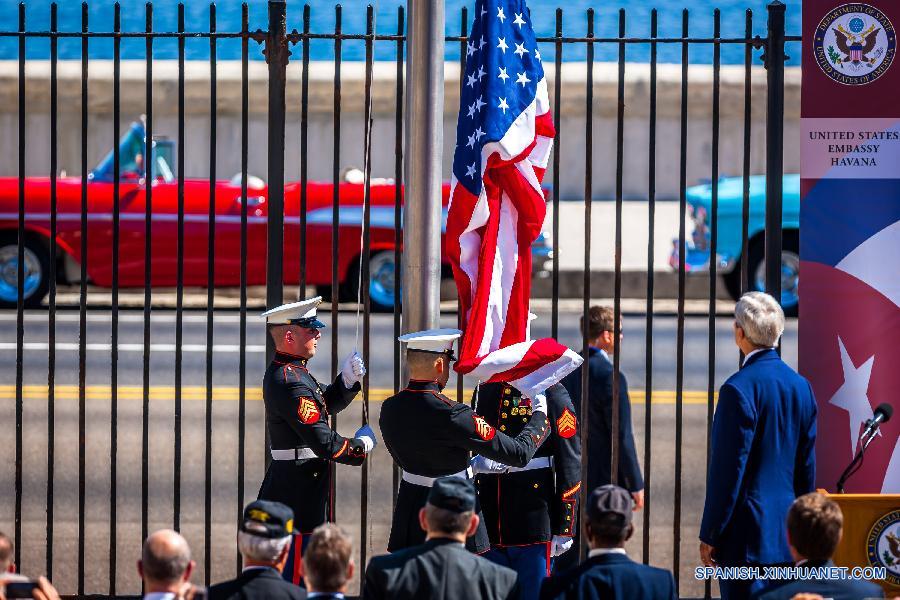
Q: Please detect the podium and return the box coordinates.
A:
[818,489,900,596]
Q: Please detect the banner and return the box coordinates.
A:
[800,1,900,494]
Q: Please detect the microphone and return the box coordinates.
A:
[860,403,893,441]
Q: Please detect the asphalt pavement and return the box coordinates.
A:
[0,308,799,597]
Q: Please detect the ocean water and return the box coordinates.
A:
[0,0,801,64]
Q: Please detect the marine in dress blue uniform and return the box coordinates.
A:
[379,329,550,554]
[474,381,581,600]
[257,297,376,584]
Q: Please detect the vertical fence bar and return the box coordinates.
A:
[642,8,658,566]
[77,4,89,593]
[764,1,785,307]
[359,2,375,579]
[551,9,562,340]
[141,2,153,565]
[266,0,287,345]
[299,4,310,300]
[204,3,217,585]
[237,1,250,575]
[741,11,753,301]
[392,5,404,509]
[46,3,58,581]
[704,10,721,599]
[110,4,122,592]
[329,4,342,521]
[174,1,185,534]
[458,6,467,407]
[14,0,24,572]
[610,7,626,487]
[673,9,689,593]
[578,7,594,563]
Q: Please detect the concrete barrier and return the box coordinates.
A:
[0,59,800,200]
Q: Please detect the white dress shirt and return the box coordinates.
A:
[588,547,628,558]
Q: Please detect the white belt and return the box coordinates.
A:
[401,466,474,487]
[270,447,317,461]
[505,456,553,473]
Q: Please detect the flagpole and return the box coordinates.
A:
[402,0,445,340]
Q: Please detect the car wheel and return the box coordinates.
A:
[0,235,51,309]
[366,251,399,312]
[744,231,800,317]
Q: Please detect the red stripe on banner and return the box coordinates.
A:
[446,183,480,329]
[485,338,568,383]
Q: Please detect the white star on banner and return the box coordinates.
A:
[467,40,476,57]
[476,65,486,80]
[828,337,877,457]
[535,49,541,61]
[497,37,508,53]
[466,162,477,178]
[481,5,486,17]
[498,66,510,82]
[474,126,485,141]
[498,97,509,113]
[514,42,529,58]
[515,71,531,86]
[475,95,486,112]
[467,101,477,118]
[497,6,506,22]
[479,36,486,50]
[466,73,478,88]
[513,13,526,27]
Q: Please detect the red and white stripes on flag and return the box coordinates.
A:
[446,65,581,400]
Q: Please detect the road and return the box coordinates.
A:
[0,308,799,597]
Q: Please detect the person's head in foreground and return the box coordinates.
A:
[264,297,327,360]
[786,492,842,564]
[733,291,784,354]
[585,485,635,550]
[418,477,480,543]
[300,524,354,595]
[138,529,194,595]
[0,533,13,574]
[581,305,623,354]
[237,500,295,573]
[400,329,461,391]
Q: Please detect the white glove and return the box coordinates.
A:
[470,454,509,475]
[530,392,548,415]
[353,423,377,452]
[550,535,574,557]
[341,351,366,388]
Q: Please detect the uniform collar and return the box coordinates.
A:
[274,351,309,367]
[406,379,442,393]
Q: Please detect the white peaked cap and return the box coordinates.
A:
[398,328,462,353]
[260,296,325,326]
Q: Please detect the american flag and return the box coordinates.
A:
[446,0,581,399]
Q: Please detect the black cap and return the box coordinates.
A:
[427,477,476,513]
[586,485,634,525]
[240,500,295,539]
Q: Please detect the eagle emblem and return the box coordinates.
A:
[814,5,896,85]
[867,509,900,586]
[557,408,577,439]
[297,397,321,424]
[472,414,496,441]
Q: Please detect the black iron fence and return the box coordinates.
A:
[1,1,797,597]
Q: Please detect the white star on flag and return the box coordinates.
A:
[535,49,541,61]
[467,101,477,118]
[498,66,509,82]
[477,65,486,80]
[497,37,508,53]
[828,337,877,457]
[466,162,477,178]
[479,36,486,49]
[475,95,486,112]
[467,40,477,57]
[513,12,526,27]
[467,132,477,148]
[497,6,506,22]
[497,97,509,113]
[474,126,485,141]
[515,71,531,86]
[514,42,529,58]
[466,73,478,88]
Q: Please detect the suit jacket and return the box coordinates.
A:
[540,552,676,600]
[700,348,818,565]
[562,348,643,493]
[207,567,308,600]
[363,538,520,600]
[476,382,582,545]
[752,559,884,600]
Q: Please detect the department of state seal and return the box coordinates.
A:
[814,3,896,85]
[867,508,900,587]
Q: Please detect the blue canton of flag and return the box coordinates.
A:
[451,0,545,197]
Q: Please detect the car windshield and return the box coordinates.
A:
[90,121,175,184]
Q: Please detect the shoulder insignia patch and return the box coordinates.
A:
[472,414,496,441]
[557,408,577,439]
[297,397,321,424]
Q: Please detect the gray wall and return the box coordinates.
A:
[0,59,800,200]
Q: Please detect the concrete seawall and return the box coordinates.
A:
[0,60,800,200]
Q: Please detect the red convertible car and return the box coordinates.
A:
[0,121,551,310]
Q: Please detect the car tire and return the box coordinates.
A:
[339,250,399,313]
[729,231,800,317]
[0,233,51,309]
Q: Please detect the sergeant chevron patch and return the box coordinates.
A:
[557,408,577,439]
[472,414,496,441]
[298,397,320,424]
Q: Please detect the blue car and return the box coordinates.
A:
[670,174,800,315]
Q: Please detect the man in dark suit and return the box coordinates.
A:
[540,485,676,600]
[752,493,884,600]
[208,500,306,600]
[299,524,354,600]
[700,292,818,600]
[363,477,520,600]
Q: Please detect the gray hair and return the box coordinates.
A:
[237,531,292,564]
[734,291,784,347]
